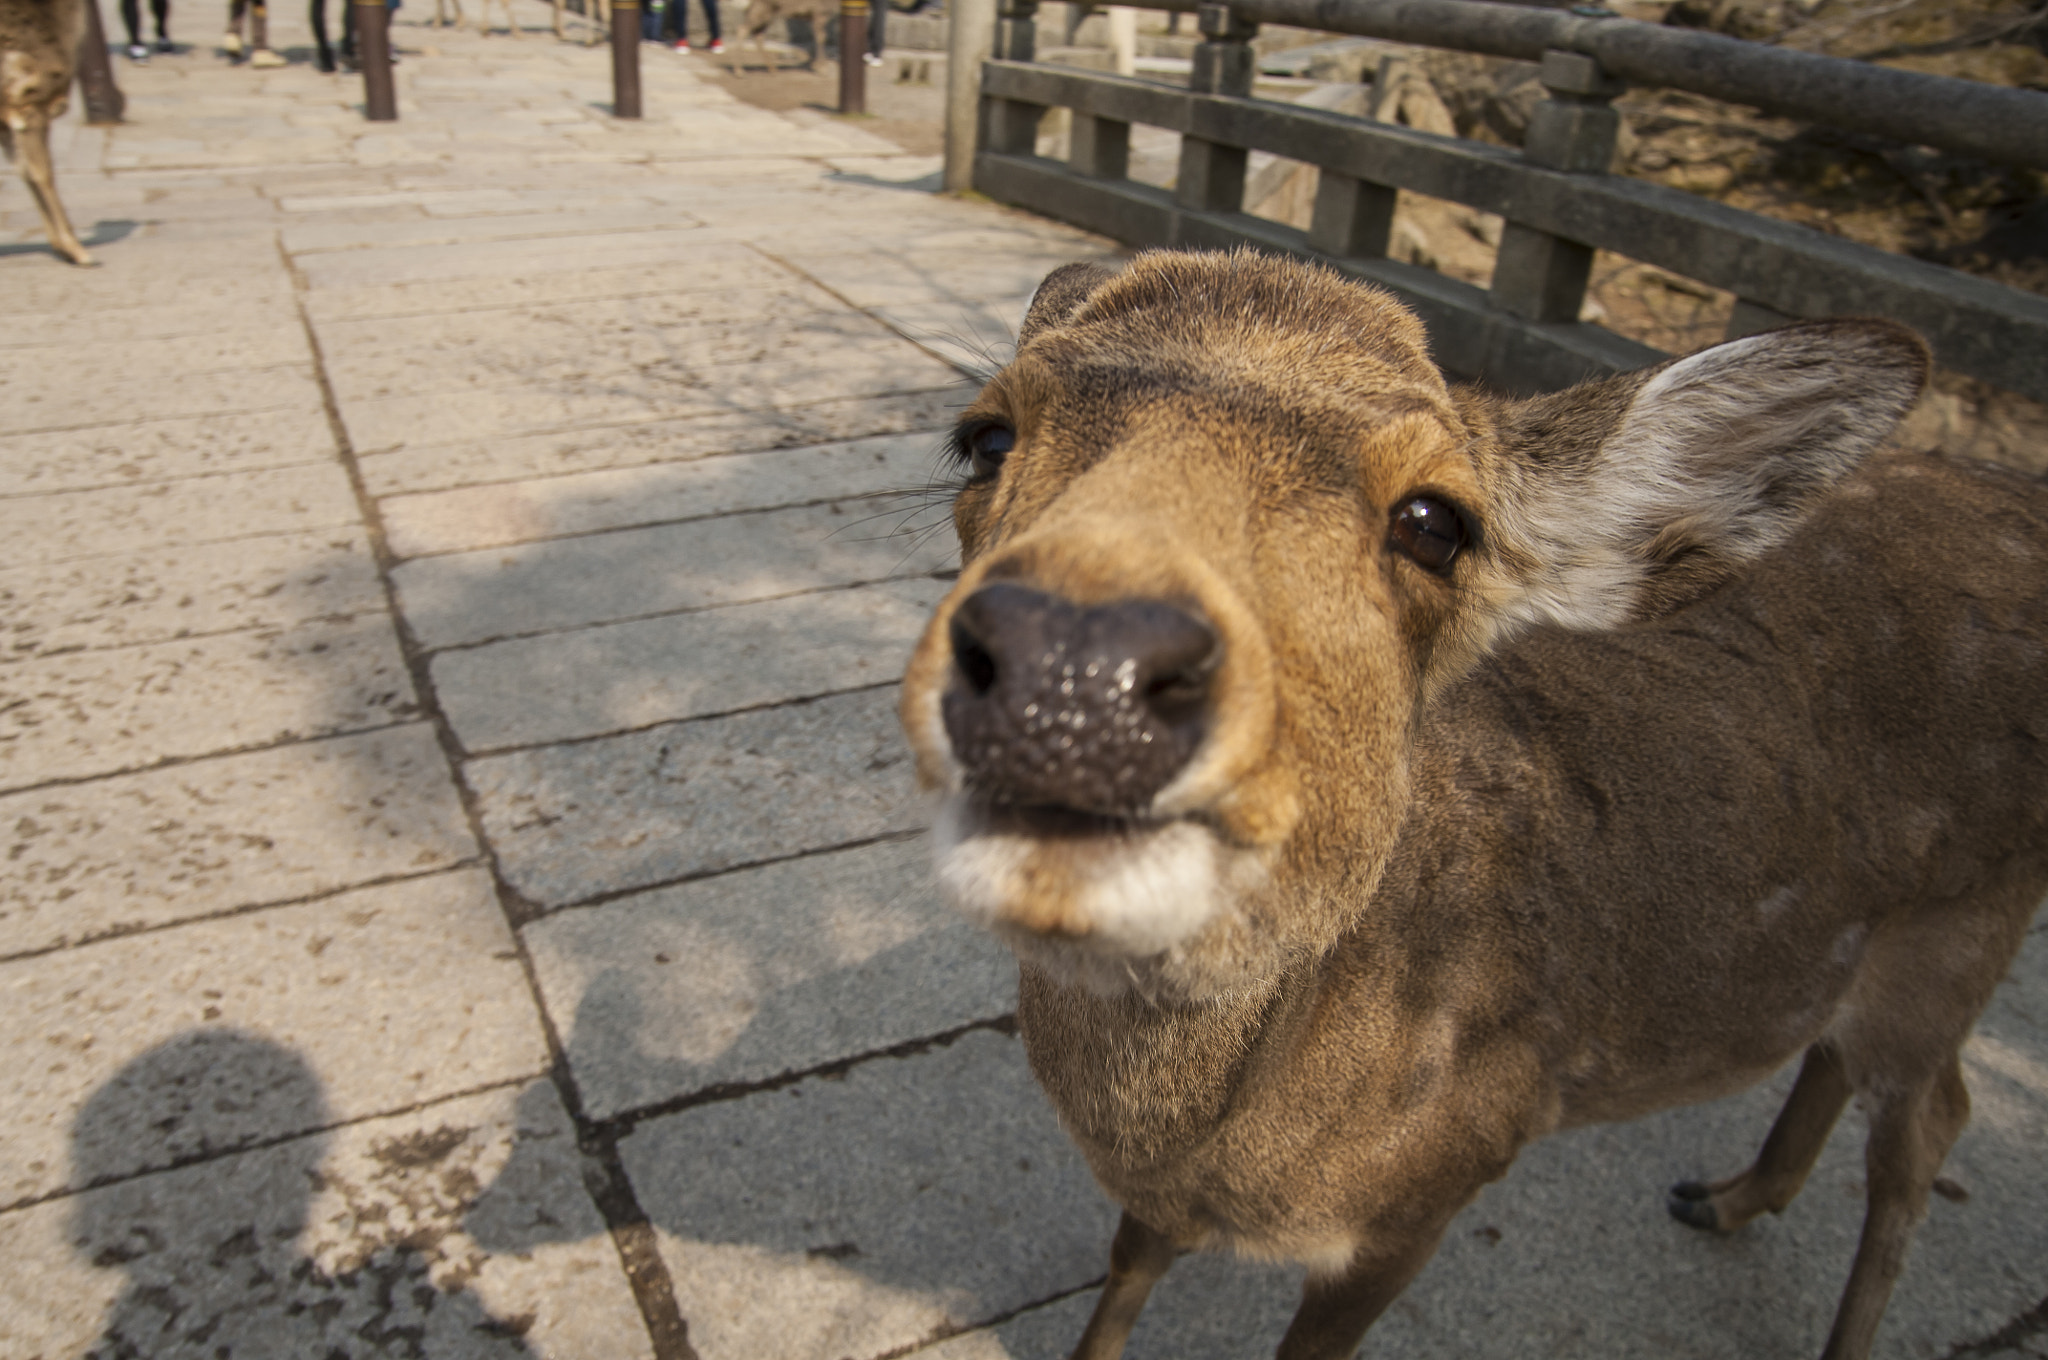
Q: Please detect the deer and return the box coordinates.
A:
[1,0,94,265]
[897,248,2048,1360]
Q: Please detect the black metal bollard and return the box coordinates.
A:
[611,0,641,117]
[354,0,397,119]
[76,0,127,124]
[837,0,867,114]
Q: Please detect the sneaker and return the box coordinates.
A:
[154,37,174,52]
[862,50,881,65]
[706,37,723,52]
[222,29,243,55]
[671,38,689,51]
[127,42,150,59]
[249,46,285,66]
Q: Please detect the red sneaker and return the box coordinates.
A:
[672,38,690,52]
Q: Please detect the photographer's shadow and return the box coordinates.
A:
[72,1028,539,1357]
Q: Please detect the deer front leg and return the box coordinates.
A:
[1669,1042,1853,1232]
[1818,1055,1970,1360]
[12,119,94,266]
[1069,1211,1177,1360]
[1273,1224,1449,1360]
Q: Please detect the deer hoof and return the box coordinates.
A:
[1666,1183,1719,1230]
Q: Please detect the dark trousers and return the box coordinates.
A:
[121,0,170,44]
[664,0,718,42]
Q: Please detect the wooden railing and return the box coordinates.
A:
[971,0,2048,398]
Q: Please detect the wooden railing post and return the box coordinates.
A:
[1177,1,1257,212]
[1488,49,1619,323]
[986,0,1045,154]
[1070,111,1131,179]
[611,0,643,118]
[354,0,397,121]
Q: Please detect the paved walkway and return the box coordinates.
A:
[3,10,2044,1359]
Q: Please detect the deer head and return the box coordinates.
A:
[899,249,1927,1001]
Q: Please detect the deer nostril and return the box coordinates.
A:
[951,616,999,696]
[940,583,1222,815]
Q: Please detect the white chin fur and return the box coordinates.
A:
[933,799,1227,960]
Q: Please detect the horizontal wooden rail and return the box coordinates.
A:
[1104,0,2048,170]
[983,60,2048,402]
[977,148,1664,389]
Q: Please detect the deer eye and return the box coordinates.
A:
[1391,497,1468,573]
[954,421,1016,479]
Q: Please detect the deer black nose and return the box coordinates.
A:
[941,582,1220,815]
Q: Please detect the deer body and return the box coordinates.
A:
[899,250,2048,1359]
[1,0,94,264]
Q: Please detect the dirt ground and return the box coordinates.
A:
[697,48,948,156]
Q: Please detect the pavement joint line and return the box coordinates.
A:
[388,486,953,563]
[7,613,383,664]
[456,676,905,761]
[0,859,490,967]
[418,567,955,659]
[0,716,420,799]
[0,457,339,502]
[868,1276,1110,1360]
[5,518,374,568]
[0,1071,548,1218]
[749,243,998,384]
[1942,1292,2048,1358]
[528,828,929,922]
[590,1014,1022,1140]
[281,217,710,256]
[0,397,313,442]
[281,232,697,1359]
[348,379,975,458]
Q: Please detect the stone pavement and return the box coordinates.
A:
[3,10,2045,1358]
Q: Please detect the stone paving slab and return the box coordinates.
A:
[0,290,304,349]
[0,362,321,435]
[527,839,1014,1119]
[0,616,416,791]
[0,866,547,1206]
[0,1079,652,1360]
[469,685,920,909]
[317,293,896,402]
[622,1028,1117,1360]
[356,389,965,496]
[0,722,476,958]
[292,226,720,291]
[300,247,803,324]
[393,498,954,649]
[338,337,964,452]
[0,461,361,562]
[0,407,336,495]
[0,323,309,388]
[282,203,707,253]
[0,528,383,659]
[431,576,947,752]
[378,431,952,559]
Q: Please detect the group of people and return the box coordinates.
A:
[112,0,314,67]
[641,0,890,66]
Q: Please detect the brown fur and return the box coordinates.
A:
[897,249,2048,1360]
[1,0,93,265]
[734,0,822,68]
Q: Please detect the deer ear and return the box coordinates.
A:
[1017,262,1117,348]
[1479,319,1930,632]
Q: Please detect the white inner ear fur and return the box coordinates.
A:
[1492,328,1918,635]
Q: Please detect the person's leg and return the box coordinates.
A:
[699,0,719,46]
[120,0,147,55]
[152,0,172,46]
[866,0,881,60]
